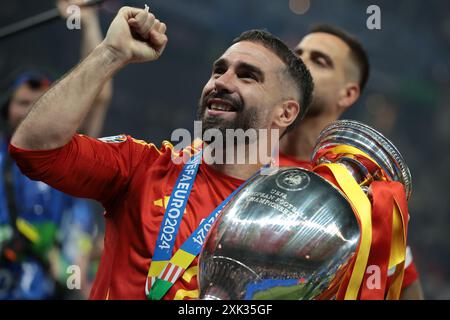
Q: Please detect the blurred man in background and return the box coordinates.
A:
[0,0,111,299]
[279,24,424,299]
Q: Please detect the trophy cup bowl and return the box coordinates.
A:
[199,168,360,300]
[198,120,412,300]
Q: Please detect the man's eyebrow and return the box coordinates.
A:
[212,58,228,69]
[294,47,303,55]
[296,47,335,68]
[236,62,265,81]
[212,59,265,81]
[310,50,334,67]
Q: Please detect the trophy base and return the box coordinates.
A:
[202,286,230,300]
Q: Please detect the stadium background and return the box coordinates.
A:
[0,0,449,299]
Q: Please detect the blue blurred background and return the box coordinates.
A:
[1,0,449,299]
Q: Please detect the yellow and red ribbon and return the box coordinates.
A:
[313,145,409,300]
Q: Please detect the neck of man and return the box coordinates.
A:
[280,112,339,161]
[204,140,273,181]
[211,162,263,181]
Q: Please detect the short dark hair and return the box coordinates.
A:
[307,24,370,92]
[232,29,314,132]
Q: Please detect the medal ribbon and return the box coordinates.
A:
[146,153,265,300]
[146,151,202,297]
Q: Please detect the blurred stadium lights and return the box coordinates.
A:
[129,0,220,27]
[289,0,311,15]
[1,0,449,299]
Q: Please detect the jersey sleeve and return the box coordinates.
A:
[9,134,163,207]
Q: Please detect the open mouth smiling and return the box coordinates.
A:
[207,98,238,113]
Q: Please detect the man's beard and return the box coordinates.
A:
[196,91,262,137]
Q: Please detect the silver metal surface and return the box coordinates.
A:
[198,120,412,300]
[312,119,412,199]
[199,168,360,300]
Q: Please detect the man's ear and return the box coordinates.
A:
[273,100,300,129]
[338,82,360,111]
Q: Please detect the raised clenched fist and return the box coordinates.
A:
[102,6,168,65]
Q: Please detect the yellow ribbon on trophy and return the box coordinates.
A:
[314,162,372,299]
[313,144,408,300]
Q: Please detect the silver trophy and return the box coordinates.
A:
[198,120,412,300]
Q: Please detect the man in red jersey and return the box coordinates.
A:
[279,24,423,299]
[8,6,314,299]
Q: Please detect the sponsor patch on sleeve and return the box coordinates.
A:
[98,134,128,143]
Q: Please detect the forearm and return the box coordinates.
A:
[12,4,168,148]
[79,95,110,138]
[11,44,123,150]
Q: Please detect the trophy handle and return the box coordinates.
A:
[312,120,412,199]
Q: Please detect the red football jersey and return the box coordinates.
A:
[278,152,313,170]
[10,134,248,299]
